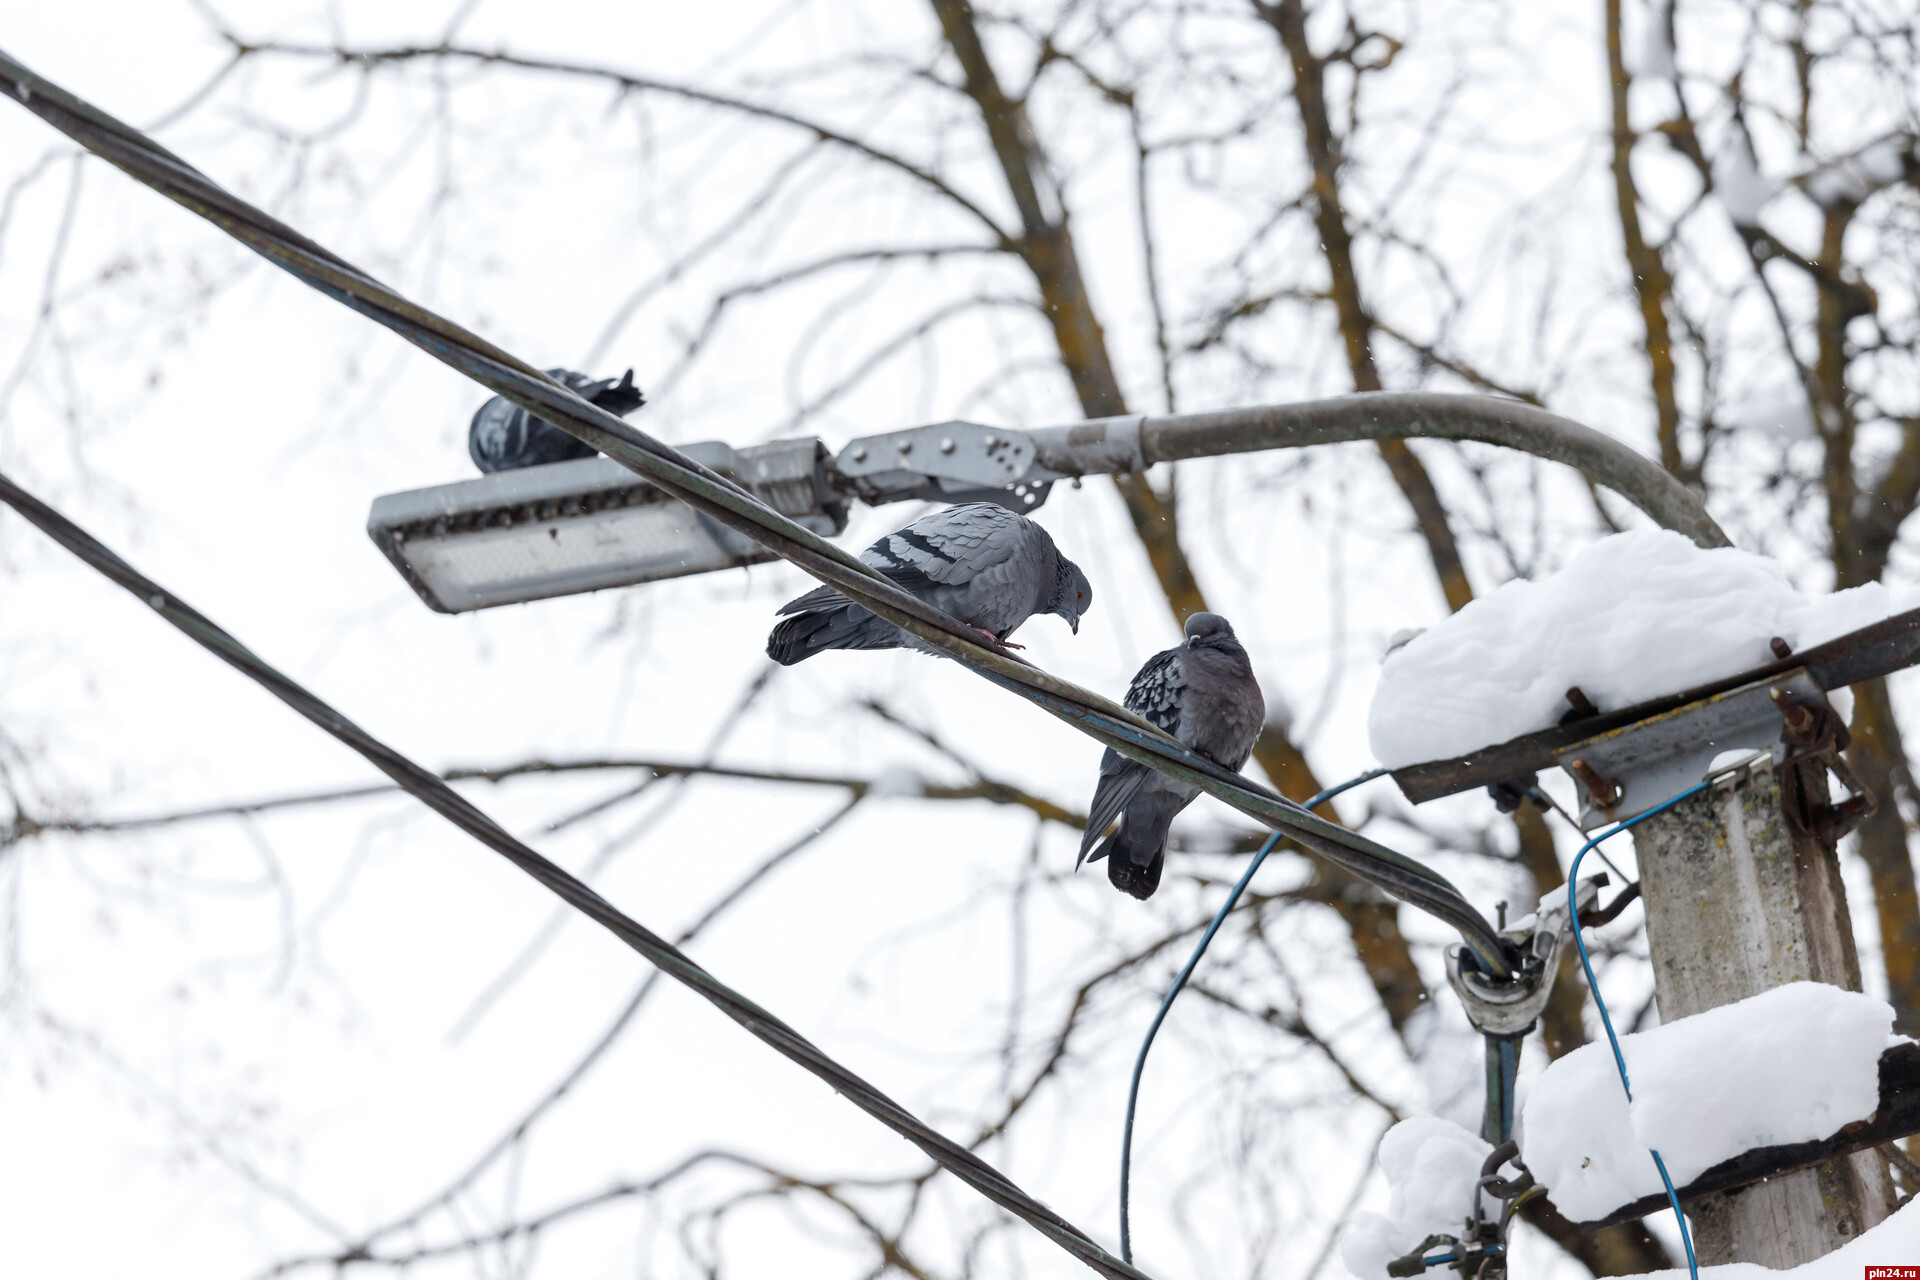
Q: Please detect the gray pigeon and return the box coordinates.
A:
[766,503,1092,665]
[1078,612,1265,899]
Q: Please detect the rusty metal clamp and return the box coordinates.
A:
[1774,686,1877,842]
[1549,662,1876,836]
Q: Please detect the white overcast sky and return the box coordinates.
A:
[0,1,1899,1277]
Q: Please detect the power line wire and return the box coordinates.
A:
[1118,767,1391,1262]
[0,47,1510,979]
[0,468,1153,1280]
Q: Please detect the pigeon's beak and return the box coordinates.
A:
[1070,615,1079,635]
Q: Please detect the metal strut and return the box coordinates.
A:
[1387,879,1603,1280]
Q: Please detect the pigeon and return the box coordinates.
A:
[766,502,1092,665]
[1078,612,1265,899]
[468,368,645,473]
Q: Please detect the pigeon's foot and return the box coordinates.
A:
[968,625,1022,650]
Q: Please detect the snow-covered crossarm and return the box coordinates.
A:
[1373,531,1920,803]
[1519,984,1909,1227]
[1575,1036,1920,1230]
[1345,989,1920,1277]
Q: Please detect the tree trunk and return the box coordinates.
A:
[927,0,1432,1040]
[1256,0,1473,612]
[1601,0,1686,480]
[1846,678,1920,1036]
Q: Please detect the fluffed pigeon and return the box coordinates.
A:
[1078,612,1265,899]
[468,368,645,473]
[766,502,1092,665]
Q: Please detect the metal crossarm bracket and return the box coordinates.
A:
[1580,1039,1920,1229]
[1552,669,1831,830]
[832,419,1053,510]
[828,414,1146,512]
[1391,609,1920,804]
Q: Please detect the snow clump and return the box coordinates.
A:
[1519,982,1891,1224]
[1634,0,1674,78]
[1804,135,1910,207]
[1368,528,1920,768]
[1715,133,1778,225]
[1340,1117,1492,1280]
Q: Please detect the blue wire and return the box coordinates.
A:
[1117,765,1392,1263]
[1567,781,1713,1280]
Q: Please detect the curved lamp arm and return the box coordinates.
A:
[1134,392,1728,549]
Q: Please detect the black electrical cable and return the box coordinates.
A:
[1117,767,1391,1263]
[0,48,1512,980]
[0,468,1156,1280]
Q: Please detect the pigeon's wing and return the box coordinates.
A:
[865,504,1031,590]
[776,580,854,616]
[1178,650,1267,769]
[771,532,967,617]
[1077,647,1187,865]
[1123,647,1189,732]
[780,504,1039,621]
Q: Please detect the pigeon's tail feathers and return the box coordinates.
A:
[766,601,901,665]
[1107,846,1164,900]
[588,369,646,417]
[1077,756,1145,869]
[776,583,847,617]
[1090,788,1185,900]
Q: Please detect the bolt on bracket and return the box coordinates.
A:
[1551,668,1840,831]
[827,415,1146,513]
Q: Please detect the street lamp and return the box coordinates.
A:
[368,394,1717,612]
[366,413,1147,613]
[368,438,845,613]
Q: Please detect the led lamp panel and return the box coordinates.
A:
[368,439,844,613]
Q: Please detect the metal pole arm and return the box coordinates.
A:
[857,393,1728,547]
[1137,393,1729,550]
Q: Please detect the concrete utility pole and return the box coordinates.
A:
[1395,616,1920,1265]
[1629,704,1893,1264]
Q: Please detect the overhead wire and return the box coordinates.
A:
[0,470,1153,1280]
[0,50,1568,1278]
[1117,765,1392,1262]
[0,48,1512,980]
[1528,783,1629,883]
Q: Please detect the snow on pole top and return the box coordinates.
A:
[1366,529,1920,769]
[1518,982,1893,1226]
